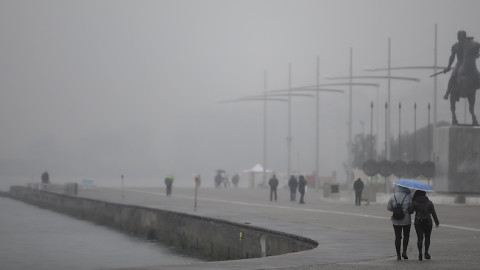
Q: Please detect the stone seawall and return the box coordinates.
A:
[8,186,318,260]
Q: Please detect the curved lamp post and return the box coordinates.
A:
[277,81,379,188]
[365,25,447,181]
[321,47,416,192]
[269,57,345,190]
[219,95,286,187]
[219,91,313,186]
[326,74,420,163]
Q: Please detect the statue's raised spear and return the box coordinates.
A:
[430,69,449,77]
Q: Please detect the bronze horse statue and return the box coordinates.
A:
[447,37,480,126]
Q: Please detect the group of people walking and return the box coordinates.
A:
[214,172,240,188]
[164,172,439,261]
[268,174,307,204]
[387,185,440,261]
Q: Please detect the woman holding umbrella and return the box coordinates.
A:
[387,185,413,260]
[410,190,440,261]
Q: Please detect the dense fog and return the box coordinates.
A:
[1,0,479,188]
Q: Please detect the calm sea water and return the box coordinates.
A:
[0,196,203,270]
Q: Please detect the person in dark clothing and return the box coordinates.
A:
[164,174,174,196]
[232,173,240,188]
[214,173,222,188]
[298,175,307,204]
[41,171,50,184]
[353,178,364,206]
[288,175,298,202]
[268,174,279,201]
[410,190,440,261]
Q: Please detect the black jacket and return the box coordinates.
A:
[354,179,364,192]
[288,176,298,191]
[410,196,440,226]
[298,176,307,193]
[268,177,279,189]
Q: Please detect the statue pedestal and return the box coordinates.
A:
[435,126,480,194]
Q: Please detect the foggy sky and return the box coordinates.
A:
[1,0,479,188]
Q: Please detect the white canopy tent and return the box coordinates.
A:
[242,164,273,188]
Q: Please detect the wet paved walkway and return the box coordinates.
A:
[78,186,480,270]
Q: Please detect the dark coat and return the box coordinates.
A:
[298,176,307,193]
[354,178,364,192]
[410,195,439,226]
[268,176,279,189]
[288,176,298,191]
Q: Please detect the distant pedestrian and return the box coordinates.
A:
[41,171,50,184]
[268,174,279,201]
[354,178,364,206]
[214,172,222,188]
[232,173,240,188]
[387,185,413,260]
[223,175,230,188]
[288,175,298,202]
[298,175,307,204]
[410,190,440,261]
[165,174,174,196]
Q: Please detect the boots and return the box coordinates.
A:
[425,238,431,259]
[418,241,423,261]
[396,241,401,260]
[402,238,409,259]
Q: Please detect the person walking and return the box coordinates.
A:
[232,173,240,188]
[214,172,223,188]
[41,171,50,184]
[354,178,364,206]
[410,190,440,261]
[387,185,413,260]
[288,175,298,202]
[268,174,279,201]
[164,174,174,196]
[298,175,307,204]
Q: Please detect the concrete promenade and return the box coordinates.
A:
[77,186,480,270]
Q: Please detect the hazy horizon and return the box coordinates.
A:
[1,0,479,188]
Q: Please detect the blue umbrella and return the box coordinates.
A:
[395,179,433,192]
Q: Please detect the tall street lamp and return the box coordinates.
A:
[323,48,415,192]
[219,95,286,187]
[220,91,313,186]
[365,26,446,178]
[309,80,379,191]
[269,57,344,190]
[328,75,420,163]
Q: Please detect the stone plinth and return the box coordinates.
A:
[435,126,480,193]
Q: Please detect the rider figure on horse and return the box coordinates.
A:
[443,30,480,125]
[443,30,467,101]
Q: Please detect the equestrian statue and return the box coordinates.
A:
[442,30,480,126]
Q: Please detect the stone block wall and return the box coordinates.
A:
[8,186,317,260]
